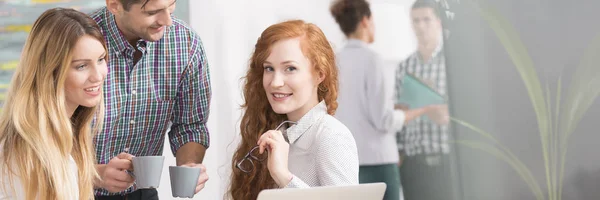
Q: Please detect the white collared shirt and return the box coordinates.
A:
[284,101,359,188]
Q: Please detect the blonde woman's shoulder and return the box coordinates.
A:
[0,159,24,200]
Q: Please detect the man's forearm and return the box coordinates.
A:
[176,142,207,166]
[404,107,429,122]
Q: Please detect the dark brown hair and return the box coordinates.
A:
[118,0,151,11]
[330,0,371,36]
[412,0,441,18]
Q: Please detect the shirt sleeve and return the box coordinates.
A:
[285,174,310,188]
[168,36,212,156]
[394,61,407,104]
[285,126,359,188]
[365,54,405,134]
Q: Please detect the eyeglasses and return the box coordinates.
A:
[236,120,297,173]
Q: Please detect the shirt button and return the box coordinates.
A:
[131,90,137,95]
[130,120,135,124]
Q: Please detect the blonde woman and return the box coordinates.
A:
[0,8,108,200]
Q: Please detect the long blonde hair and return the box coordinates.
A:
[0,8,106,200]
[228,20,339,200]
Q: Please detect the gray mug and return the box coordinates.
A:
[132,156,165,189]
[169,166,201,198]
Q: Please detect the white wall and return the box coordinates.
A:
[158,0,417,199]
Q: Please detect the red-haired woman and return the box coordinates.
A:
[228,20,359,200]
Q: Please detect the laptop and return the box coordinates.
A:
[256,183,387,200]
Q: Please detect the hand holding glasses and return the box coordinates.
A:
[236,120,297,173]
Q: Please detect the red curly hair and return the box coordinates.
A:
[227,20,339,200]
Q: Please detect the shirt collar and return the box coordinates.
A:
[284,101,328,144]
[417,35,444,63]
[431,40,443,58]
[104,8,149,54]
[345,38,369,48]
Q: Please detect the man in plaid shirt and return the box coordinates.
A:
[91,0,211,199]
[395,0,455,200]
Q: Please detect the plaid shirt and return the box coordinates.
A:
[395,44,449,157]
[91,7,211,196]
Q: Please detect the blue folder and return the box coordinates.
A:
[397,73,445,109]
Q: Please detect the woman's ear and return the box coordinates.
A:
[360,16,370,29]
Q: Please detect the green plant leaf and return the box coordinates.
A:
[545,82,557,200]
[453,140,545,200]
[557,33,600,200]
[553,76,562,200]
[452,118,544,199]
[467,0,552,198]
